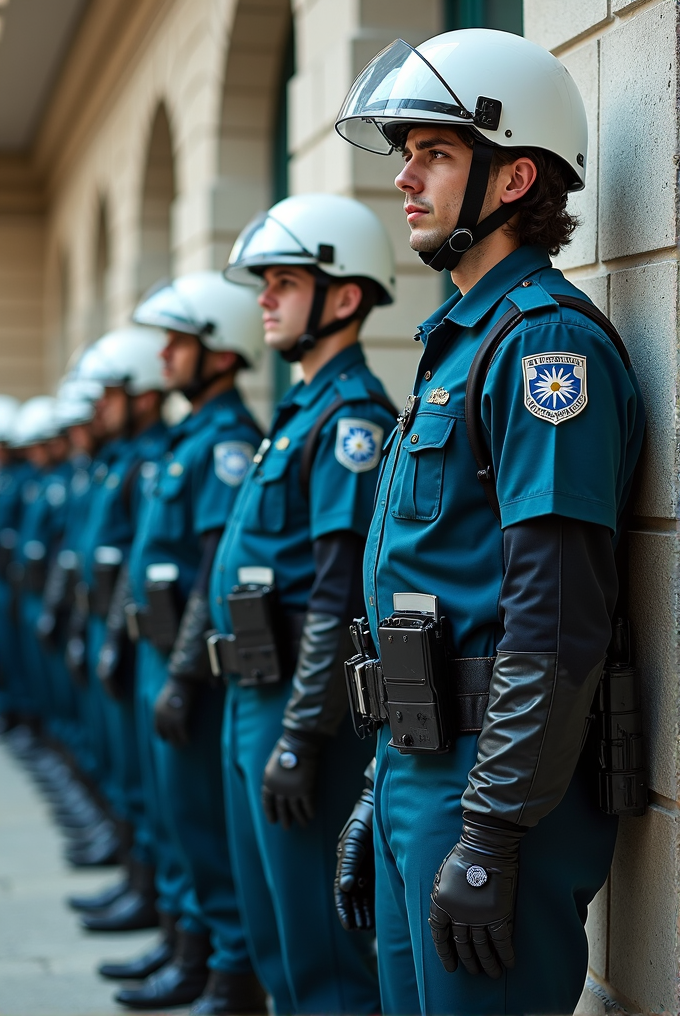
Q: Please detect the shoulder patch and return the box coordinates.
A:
[522,352,587,426]
[214,441,255,487]
[335,418,383,473]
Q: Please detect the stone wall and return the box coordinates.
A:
[524,2,680,1012]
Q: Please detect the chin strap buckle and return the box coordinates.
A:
[448,229,475,253]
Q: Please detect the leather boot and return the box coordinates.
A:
[81,859,158,932]
[98,911,178,980]
[68,875,130,912]
[114,928,211,1009]
[189,971,268,1015]
[66,820,121,867]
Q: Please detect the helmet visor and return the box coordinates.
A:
[335,38,475,154]
[133,282,204,336]
[225,212,321,286]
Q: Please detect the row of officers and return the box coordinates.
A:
[0,28,647,1016]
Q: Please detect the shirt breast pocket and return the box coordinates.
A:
[391,412,456,522]
[155,468,189,541]
[243,448,291,534]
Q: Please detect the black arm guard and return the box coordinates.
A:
[36,557,72,648]
[167,591,214,683]
[282,612,354,737]
[97,562,134,700]
[463,515,618,827]
[65,582,89,687]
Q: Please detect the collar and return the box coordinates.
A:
[287,344,367,410]
[174,387,244,437]
[419,246,552,340]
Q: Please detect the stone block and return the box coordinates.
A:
[524,0,610,51]
[609,806,680,1014]
[568,273,608,314]
[554,41,599,271]
[628,530,679,802]
[611,0,648,12]
[358,0,440,35]
[600,1,677,260]
[586,881,609,981]
[609,261,678,520]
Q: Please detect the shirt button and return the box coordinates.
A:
[410,434,419,444]
[424,371,432,381]
[522,280,532,288]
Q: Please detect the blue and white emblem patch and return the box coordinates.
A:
[214,442,255,487]
[522,352,587,426]
[335,418,383,473]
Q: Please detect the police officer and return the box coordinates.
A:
[211,193,397,1014]
[64,328,167,888]
[0,395,27,732]
[108,272,267,1014]
[333,28,646,1016]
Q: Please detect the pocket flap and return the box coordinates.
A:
[258,445,293,483]
[404,412,456,452]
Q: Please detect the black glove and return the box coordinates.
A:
[97,564,133,700]
[37,555,74,650]
[334,775,375,931]
[167,591,213,683]
[153,678,198,747]
[428,811,525,979]
[261,729,323,829]
[65,581,89,686]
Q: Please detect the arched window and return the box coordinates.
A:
[138,103,176,297]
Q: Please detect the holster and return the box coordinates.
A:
[89,548,123,618]
[345,595,494,755]
[597,619,647,816]
[18,541,48,594]
[126,577,180,654]
[0,528,17,579]
[207,582,303,687]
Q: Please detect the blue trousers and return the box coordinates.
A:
[19,593,51,721]
[135,639,206,928]
[0,579,28,716]
[158,677,252,972]
[223,680,380,1015]
[373,728,618,1016]
[87,617,148,833]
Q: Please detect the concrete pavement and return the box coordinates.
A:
[0,740,160,1016]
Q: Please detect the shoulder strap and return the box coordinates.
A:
[121,456,144,520]
[299,392,398,499]
[464,294,632,522]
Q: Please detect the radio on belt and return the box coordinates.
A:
[207,567,283,686]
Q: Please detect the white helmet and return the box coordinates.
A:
[226,193,396,303]
[0,395,20,443]
[81,327,166,395]
[132,271,264,370]
[11,397,60,447]
[226,193,395,362]
[335,29,587,271]
[55,378,100,429]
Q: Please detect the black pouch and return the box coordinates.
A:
[597,620,647,816]
[22,541,47,594]
[143,565,181,653]
[378,593,453,755]
[0,528,17,578]
[89,547,123,617]
[344,617,385,739]
[208,566,283,686]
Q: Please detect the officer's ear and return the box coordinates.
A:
[327,281,364,321]
[207,349,238,375]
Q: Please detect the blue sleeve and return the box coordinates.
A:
[309,404,394,540]
[193,430,257,535]
[484,318,643,532]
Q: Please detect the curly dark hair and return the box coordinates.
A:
[456,127,579,255]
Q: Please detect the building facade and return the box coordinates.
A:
[0,0,675,1011]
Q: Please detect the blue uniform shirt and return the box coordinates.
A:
[128,388,262,604]
[80,422,167,585]
[16,461,70,568]
[211,343,396,626]
[364,245,645,658]
[0,460,33,533]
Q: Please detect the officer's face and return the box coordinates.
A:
[161,330,201,389]
[257,267,316,351]
[395,127,474,252]
[95,385,128,437]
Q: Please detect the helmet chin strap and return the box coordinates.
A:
[179,325,233,401]
[278,272,360,365]
[418,139,521,274]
